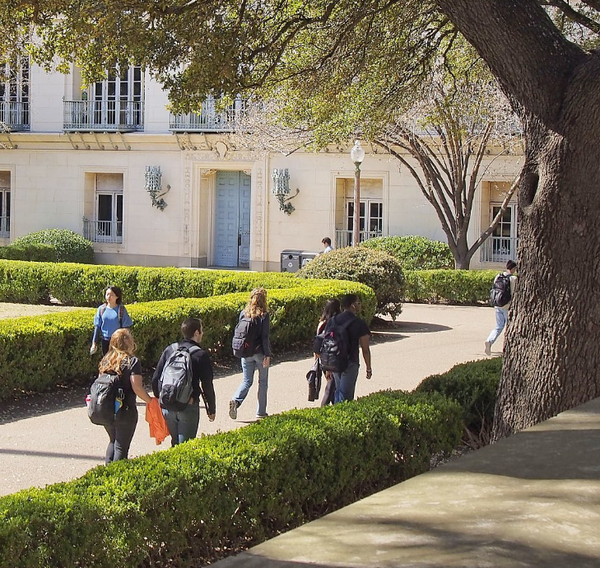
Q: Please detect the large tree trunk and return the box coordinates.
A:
[435,0,600,436]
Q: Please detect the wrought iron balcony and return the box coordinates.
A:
[0,102,29,131]
[335,229,383,248]
[480,236,518,263]
[83,218,123,244]
[169,95,246,132]
[64,100,144,132]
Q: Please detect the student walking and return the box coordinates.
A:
[485,260,517,355]
[91,285,133,356]
[98,328,152,464]
[330,294,372,403]
[152,317,216,446]
[315,298,341,406]
[229,287,272,420]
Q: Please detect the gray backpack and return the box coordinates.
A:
[158,344,200,411]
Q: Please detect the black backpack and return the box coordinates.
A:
[318,315,354,373]
[88,372,124,426]
[158,344,200,411]
[232,316,259,358]
[490,273,512,307]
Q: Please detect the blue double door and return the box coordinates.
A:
[214,171,251,268]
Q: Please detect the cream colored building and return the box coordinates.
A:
[0,62,520,271]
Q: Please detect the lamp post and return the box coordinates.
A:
[350,140,365,246]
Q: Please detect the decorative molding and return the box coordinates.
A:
[253,166,264,258]
[182,158,192,253]
[200,168,217,176]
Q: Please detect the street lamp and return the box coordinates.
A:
[350,140,365,246]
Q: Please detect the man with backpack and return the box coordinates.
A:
[152,318,216,446]
[324,293,372,403]
[485,260,517,356]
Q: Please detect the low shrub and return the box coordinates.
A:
[0,390,462,567]
[298,246,404,319]
[404,269,496,304]
[415,357,502,447]
[361,235,454,270]
[11,229,94,264]
[0,243,57,262]
[0,282,376,400]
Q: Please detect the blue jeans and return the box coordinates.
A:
[162,403,200,446]
[332,361,360,403]
[233,353,269,416]
[487,307,508,345]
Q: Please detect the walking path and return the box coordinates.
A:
[0,303,491,496]
[213,397,600,568]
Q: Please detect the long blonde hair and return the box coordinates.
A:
[243,287,268,319]
[99,328,136,375]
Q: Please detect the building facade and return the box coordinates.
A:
[0,63,520,271]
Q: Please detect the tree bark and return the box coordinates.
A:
[435,0,600,436]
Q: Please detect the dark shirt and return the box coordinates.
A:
[118,356,142,411]
[331,311,371,364]
[151,339,216,415]
[239,311,271,357]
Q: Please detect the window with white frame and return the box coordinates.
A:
[0,172,10,238]
[489,203,518,261]
[84,173,123,243]
[0,56,29,129]
[346,199,384,241]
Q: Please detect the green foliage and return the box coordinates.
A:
[12,230,94,264]
[0,243,57,262]
[361,235,454,270]
[0,282,376,400]
[0,261,51,303]
[298,247,404,319]
[404,269,497,304]
[415,357,502,447]
[0,390,461,567]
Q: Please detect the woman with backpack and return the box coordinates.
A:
[315,298,341,406]
[90,285,133,356]
[229,287,272,420]
[98,328,152,464]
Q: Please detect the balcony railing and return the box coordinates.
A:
[480,236,518,263]
[0,101,29,131]
[64,100,144,132]
[169,95,246,132]
[335,229,383,248]
[83,218,123,244]
[0,215,9,237]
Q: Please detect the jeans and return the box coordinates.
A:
[487,307,508,345]
[104,408,138,464]
[332,361,360,403]
[233,353,269,416]
[162,403,200,446]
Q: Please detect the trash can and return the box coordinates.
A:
[300,251,319,268]
[281,250,302,272]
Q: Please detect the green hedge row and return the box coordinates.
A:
[0,390,462,568]
[404,269,498,304]
[0,260,306,306]
[416,357,502,447]
[0,243,58,263]
[0,281,376,400]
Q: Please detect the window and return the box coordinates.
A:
[489,203,518,261]
[0,56,29,129]
[0,172,10,237]
[346,199,384,241]
[84,174,123,243]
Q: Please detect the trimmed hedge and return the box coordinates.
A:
[404,269,497,304]
[362,235,454,270]
[298,247,404,319]
[11,229,94,264]
[0,243,57,262]
[0,390,462,568]
[415,357,502,447]
[0,282,376,400]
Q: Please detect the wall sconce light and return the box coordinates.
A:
[144,166,170,211]
[272,168,299,215]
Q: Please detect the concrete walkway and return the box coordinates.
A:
[213,397,600,568]
[0,303,492,496]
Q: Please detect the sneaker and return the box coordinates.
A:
[229,400,238,420]
[255,413,269,420]
[484,341,492,356]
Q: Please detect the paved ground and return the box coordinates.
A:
[213,397,600,568]
[0,303,494,496]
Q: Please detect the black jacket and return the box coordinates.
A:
[151,339,216,415]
